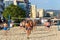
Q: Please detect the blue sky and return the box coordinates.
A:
[29,0,60,10]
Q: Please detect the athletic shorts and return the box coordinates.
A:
[26,27,31,30]
[3,27,7,30]
[47,26,50,28]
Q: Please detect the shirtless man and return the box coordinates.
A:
[20,20,26,29]
[20,22,23,29]
[25,20,32,39]
[44,21,51,31]
[29,20,33,30]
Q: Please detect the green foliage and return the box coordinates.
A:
[3,4,26,20]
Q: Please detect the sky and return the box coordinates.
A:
[29,0,60,10]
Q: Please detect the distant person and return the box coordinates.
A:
[3,22,8,35]
[20,22,23,29]
[10,22,14,28]
[20,20,26,29]
[47,19,52,25]
[41,18,44,24]
[44,21,51,31]
[0,23,4,30]
[41,18,47,25]
[0,17,3,30]
[57,20,60,31]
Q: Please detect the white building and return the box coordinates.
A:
[4,0,13,7]
[37,9,44,18]
[14,0,26,5]
[31,5,37,18]
[13,0,29,5]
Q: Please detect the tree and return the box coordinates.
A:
[3,4,26,20]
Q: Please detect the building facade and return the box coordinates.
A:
[14,0,31,17]
[0,0,4,17]
[31,5,37,18]
[4,0,13,8]
[37,9,44,18]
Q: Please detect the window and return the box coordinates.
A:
[17,2,26,10]
[5,1,13,7]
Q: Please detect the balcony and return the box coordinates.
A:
[16,0,25,3]
[0,2,4,6]
[0,9,3,12]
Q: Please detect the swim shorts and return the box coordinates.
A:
[26,27,31,30]
[3,27,7,30]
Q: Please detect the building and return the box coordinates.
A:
[14,0,31,17]
[46,11,54,17]
[31,5,37,18]
[14,0,27,10]
[46,10,60,17]
[0,0,4,18]
[13,0,17,5]
[4,0,31,17]
[4,0,13,8]
[14,0,26,5]
[37,9,44,18]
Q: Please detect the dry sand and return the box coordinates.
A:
[0,26,60,40]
